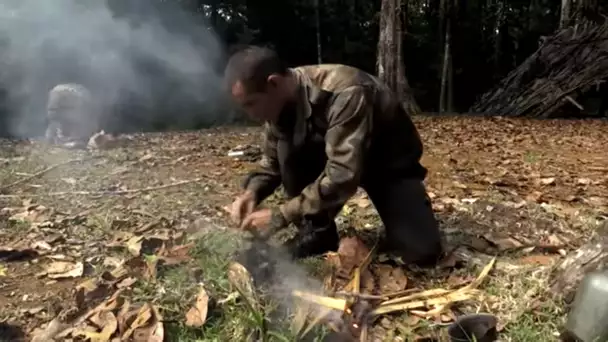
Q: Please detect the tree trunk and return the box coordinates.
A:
[560,0,572,29]
[493,0,503,76]
[438,0,452,113]
[574,0,600,25]
[314,0,322,64]
[377,0,420,115]
[527,0,538,32]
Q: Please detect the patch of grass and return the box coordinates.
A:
[481,262,564,341]
[130,231,325,341]
[523,150,539,164]
[503,307,563,341]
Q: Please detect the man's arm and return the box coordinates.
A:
[279,86,373,223]
[242,123,282,203]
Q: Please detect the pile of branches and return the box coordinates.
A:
[470,20,608,117]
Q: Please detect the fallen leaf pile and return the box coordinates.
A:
[293,252,496,341]
[31,291,164,342]
[106,230,193,282]
[0,116,605,341]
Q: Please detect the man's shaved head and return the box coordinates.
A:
[224,45,288,94]
[224,45,293,123]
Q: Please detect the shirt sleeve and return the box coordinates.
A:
[280,86,373,223]
[242,122,282,202]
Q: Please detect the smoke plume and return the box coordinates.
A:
[0,0,229,138]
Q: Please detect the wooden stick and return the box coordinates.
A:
[0,178,203,198]
[0,158,88,191]
[335,292,385,301]
[565,95,584,110]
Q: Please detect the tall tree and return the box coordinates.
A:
[574,0,600,25]
[560,0,572,29]
[314,0,322,63]
[377,0,420,115]
[438,0,453,113]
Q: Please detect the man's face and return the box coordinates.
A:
[231,78,285,122]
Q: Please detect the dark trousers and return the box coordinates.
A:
[278,142,443,266]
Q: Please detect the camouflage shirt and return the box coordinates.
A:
[244,64,426,224]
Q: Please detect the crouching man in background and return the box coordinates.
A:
[45,83,100,148]
[225,46,443,267]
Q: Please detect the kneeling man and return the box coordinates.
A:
[226,46,442,267]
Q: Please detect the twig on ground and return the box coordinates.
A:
[334,292,386,300]
[0,158,89,191]
[0,178,203,198]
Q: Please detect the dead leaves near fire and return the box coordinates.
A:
[27,217,198,341]
[185,285,210,327]
[291,236,497,341]
[31,290,164,342]
[106,229,194,282]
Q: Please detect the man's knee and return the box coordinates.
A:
[385,215,442,266]
[367,178,443,266]
[390,234,443,267]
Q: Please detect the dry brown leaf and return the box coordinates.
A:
[158,243,193,265]
[30,318,71,342]
[375,265,408,293]
[185,285,210,327]
[402,314,421,326]
[116,301,132,335]
[540,177,556,185]
[126,236,165,257]
[31,240,52,251]
[75,280,112,309]
[519,254,556,266]
[96,311,118,342]
[126,237,144,256]
[547,234,565,246]
[121,304,153,340]
[526,191,545,203]
[46,261,84,279]
[482,234,523,251]
[134,217,170,234]
[453,181,468,189]
[116,277,137,289]
[577,178,591,185]
[8,204,51,226]
[337,236,370,276]
[324,252,341,269]
[227,261,257,309]
[132,305,164,342]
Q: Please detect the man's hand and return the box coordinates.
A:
[240,208,272,231]
[230,190,257,225]
[240,208,288,238]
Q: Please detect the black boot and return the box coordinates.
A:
[286,220,340,259]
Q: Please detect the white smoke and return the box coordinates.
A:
[0,0,229,137]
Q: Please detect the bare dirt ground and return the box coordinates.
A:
[0,116,606,341]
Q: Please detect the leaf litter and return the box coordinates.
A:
[0,116,605,340]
